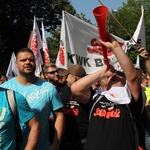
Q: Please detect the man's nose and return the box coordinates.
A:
[26,59,30,63]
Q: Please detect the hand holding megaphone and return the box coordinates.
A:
[99,33,121,51]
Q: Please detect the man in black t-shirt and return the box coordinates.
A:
[59,65,94,150]
[71,33,145,150]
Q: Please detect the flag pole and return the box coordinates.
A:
[97,0,140,47]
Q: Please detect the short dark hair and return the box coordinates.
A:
[68,64,86,78]
[16,47,34,59]
[43,63,57,73]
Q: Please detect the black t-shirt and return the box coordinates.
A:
[84,90,144,150]
[59,84,90,142]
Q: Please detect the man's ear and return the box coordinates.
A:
[16,62,18,68]
[73,75,78,82]
[44,73,48,79]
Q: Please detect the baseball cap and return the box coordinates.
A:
[68,65,86,77]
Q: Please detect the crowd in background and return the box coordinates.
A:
[0,33,150,150]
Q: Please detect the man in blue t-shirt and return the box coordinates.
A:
[0,87,40,150]
[1,47,65,150]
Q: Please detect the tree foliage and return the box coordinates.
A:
[0,0,75,70]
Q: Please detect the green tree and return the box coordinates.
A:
[0,0,75,69]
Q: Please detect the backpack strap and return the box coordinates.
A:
[126,104,139,150]
[6,89,17,120]
[6,89,23,149]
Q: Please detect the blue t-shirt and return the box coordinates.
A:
[1,77,63,150]
[0,87,35,150]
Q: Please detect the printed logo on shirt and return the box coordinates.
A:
[27,86,51,103]
[93,100,120,119]
[65,101,79,116]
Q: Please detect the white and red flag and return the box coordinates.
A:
[30,16,43,76]
[41,21,50,64]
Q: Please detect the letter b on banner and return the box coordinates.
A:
[95,59,104,67]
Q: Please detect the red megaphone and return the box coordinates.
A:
[93,6,109,68]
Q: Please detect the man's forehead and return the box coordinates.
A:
[17,51,34,56]
[17,52,34,59]
[47,67,57,71]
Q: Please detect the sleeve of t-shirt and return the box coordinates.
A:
[50,86,63,112]
[14,92,35,124]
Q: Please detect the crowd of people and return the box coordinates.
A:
[0,33,150,150]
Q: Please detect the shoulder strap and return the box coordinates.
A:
[89,95,103,121]
[126,104,139,150]
[6,89,17,120]
[6,90,23,149]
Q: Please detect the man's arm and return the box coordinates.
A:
[50,107,65,150]
[138,46,150,75]
[145,59,150,75]
[24,116,40,150]
[100,34,140,101]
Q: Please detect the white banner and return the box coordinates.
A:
[56,11,129,74]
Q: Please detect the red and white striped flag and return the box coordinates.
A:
[41,21,50,64]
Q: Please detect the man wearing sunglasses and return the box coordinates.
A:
[43,63,64,146]
[43,63,60,87]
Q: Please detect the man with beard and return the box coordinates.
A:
[43,63,62,145]
[0,48,65,150]
[43,63,60,88]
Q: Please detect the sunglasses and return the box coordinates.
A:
[46,70,58,74]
